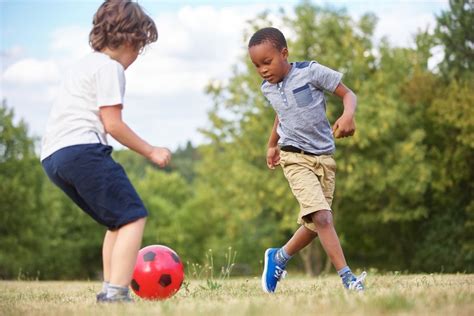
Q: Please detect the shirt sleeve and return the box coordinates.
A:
[95,61,126,108]
[309,61,343,93]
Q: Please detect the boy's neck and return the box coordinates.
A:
[278,62,292,84]
[101,48,121,63]
[283,62,292,77]
[100,45,135,70]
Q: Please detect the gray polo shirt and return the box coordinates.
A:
[261,61,342,155]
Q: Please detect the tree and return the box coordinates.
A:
[195,1,473,274]
[195,4,388,275]
[0,100,47,278]
[435,0,474,78]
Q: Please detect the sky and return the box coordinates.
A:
[1,0,449,151]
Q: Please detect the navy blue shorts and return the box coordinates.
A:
[42,143,148,230]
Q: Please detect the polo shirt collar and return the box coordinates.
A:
[277,63,295,89]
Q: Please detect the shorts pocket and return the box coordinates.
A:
[279,150,287,167]
[293,83,313,107]
[322,155,337,172]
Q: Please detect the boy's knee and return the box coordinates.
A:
[311,210,333,229]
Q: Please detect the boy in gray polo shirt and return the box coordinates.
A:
[248,27,366,292]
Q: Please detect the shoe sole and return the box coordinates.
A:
[261,248,272,293]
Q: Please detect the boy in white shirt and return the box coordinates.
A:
[41,0,169,302]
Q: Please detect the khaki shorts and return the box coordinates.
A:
[279,150,336,232]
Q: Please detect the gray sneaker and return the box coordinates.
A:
[96,294,133,303]
[96,292,107,301]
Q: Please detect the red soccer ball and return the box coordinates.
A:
[131,245,184,300]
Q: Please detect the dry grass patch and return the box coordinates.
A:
[0,274,473,316]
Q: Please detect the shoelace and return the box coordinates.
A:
[274,265,287,280]
[348,271,367,291]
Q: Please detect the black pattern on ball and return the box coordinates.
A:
[143,251,156,262]
[170,251,181,263]
[131,279,140,292]
[159,274,172,287]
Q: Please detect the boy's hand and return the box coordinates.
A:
[266,146,280,169]
[332,114,356,138]
[148,147,171,167]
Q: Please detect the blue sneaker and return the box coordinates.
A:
[342,271,367,291]
[262,248,287,293]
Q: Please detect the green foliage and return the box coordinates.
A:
[0,100,46,278]
[168,141,200,182]
[0,99,103,279]
[435,0,474,78]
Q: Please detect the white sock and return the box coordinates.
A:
[101,281,109,293]
[106,284,129,298]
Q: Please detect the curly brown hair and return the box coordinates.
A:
[89,0,158,52]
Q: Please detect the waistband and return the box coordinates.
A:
[280,145,318,156]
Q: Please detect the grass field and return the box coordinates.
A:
[1,274,473,316]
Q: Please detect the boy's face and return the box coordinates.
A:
[248,41,289,84]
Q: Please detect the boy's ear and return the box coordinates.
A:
[281,47,289,59]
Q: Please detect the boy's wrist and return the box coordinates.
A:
[144,144,154,159]
[342,110,355,118]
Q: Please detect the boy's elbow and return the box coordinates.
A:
[100,104,124,135]
[346,89,356,101]
[103,121,122,135]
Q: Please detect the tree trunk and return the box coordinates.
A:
[299,241,323,276]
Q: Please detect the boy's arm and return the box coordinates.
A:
[100,105,171,167]
[267,114,280,169]
[332,82,357,138]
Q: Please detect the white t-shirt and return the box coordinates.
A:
[41,52,125,161]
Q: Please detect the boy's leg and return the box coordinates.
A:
[280,153,342,264]
[109,217,147,287]
[43,145,150,300]
[103,230,118,282]
[99,217,146,302]
[308,210,346,270]
[280,152,365,290]
[262,226,318,293]
[283,225,318,256]
[308,210,366,290]
[97,229,118,299]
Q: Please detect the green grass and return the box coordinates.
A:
[1,274,473,315]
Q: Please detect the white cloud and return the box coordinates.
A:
[49,25,90,59]
[0,45,25,59]
[347,1,447,48]
[125,4,269,98]
[112,4,278,148]
[374,11,437,47]
[428,45,445,72]
[3,58,61,84]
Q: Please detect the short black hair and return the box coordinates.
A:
[248,27,287,50]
